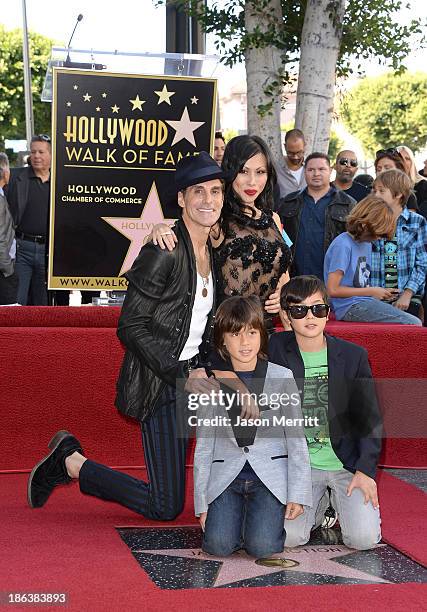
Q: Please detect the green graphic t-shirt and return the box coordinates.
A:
[300,347,343,471]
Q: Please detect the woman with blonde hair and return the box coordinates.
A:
[397,145,427,216]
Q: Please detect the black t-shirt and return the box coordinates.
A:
[18,169,50,236]
[343,181,370,202]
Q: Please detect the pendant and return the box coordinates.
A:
[202,287,208,298]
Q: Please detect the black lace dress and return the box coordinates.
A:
[214,208,291,326]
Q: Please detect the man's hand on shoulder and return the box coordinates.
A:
[185,368,219,394]
[347,470,379,509]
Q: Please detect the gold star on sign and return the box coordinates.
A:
[83,93,91,102]
[73,85,78,90]
[111,104,120,113]
[102,92,107,98]
[154,84,175,105]
[190,96,199,104]
[66,101,71,107]
[129,95,145,111]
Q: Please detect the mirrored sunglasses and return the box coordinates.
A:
[286,304,330,319]
[338,158,358,168]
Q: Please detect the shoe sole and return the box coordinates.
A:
[27,430,73,509]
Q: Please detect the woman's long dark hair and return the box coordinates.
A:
[221,135,277,230]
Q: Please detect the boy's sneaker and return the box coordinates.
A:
[321,505,338,529]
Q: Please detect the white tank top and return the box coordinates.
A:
[179,272,214,360]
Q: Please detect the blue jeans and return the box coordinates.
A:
[202,473,285,558]
[15,238,48,305]
[343,299,421,325]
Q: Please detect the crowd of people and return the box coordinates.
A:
[26,135,425,560]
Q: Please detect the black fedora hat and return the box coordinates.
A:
[175,151,227,192]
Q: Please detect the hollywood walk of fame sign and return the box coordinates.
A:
[48,68,217,290]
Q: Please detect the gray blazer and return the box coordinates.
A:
[194,362,312,516]
[0,192,15,277]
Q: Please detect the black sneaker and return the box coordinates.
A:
[321,505,338,529]
[27,431,83,508]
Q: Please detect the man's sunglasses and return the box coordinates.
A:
[34,134,51,143]
[338,158,358,168]
[285,304,330,319]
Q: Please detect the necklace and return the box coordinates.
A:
[195,247,210,298]
[201,276,209,298]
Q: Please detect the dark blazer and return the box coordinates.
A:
[268,331,382,479]
[5,166,33,226]
[115,219,216,423]
[275,187,356,275]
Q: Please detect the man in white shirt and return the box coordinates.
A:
[275,129,307,200]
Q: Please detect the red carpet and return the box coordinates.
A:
[0,469,426,611]
[1,309,426,471]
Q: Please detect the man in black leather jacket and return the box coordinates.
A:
[28,152,226,520]
[275,152,355,279]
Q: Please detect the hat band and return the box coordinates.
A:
[177,164,224,189]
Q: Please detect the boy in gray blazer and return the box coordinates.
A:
[194,296,312,558]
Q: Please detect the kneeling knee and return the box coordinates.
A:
[343,531,379,551]
[202,537,237,558]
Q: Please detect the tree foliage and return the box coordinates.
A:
[163,0,424,77]
[340,72,427,155]
[0,26,53,146]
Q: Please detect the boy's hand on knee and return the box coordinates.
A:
[285,502,304,520]
[199,512,207,532]
[347,470,379,510]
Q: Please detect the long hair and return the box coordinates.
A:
[346,195,395,241]
[221,135,276,226]
[397,145,426,185]
[214,295,268,362]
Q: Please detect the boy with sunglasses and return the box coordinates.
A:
[269,275,383,550]
[333,150,370,202]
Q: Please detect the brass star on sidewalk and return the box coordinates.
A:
[155,84,175,105]
[166,107,205,147]
[111,104,120,113]
[130,95,145,111]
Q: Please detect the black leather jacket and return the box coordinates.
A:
[115,219,216,422]
[276,187,356,274]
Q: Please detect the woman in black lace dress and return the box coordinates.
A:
[151,135,292,329]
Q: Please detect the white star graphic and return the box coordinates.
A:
[73,84,78,90]
[83,93,91,102]
[130,95,145,111]
[96,107,101,112]
[155,84,175,105]
[166,107,204,147]
[102,182,175,276]
[102,92,107,98]
[136,544,390,587]
[66,101,71,107]
[190,96,199,104]
[111,104,120,113]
